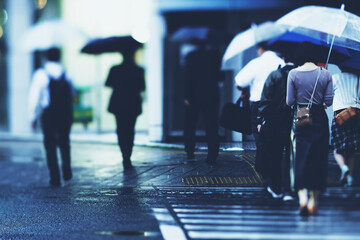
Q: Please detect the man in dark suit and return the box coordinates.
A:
[183,44,221,164]
[106,48,145,170]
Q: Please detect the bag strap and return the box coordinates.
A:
[307,67,322,109]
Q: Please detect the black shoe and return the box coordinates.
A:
[123,160,134,171]
[49,180,61,188]
[205,156,217,166]
[63,171,72,181]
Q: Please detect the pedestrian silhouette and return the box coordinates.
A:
[286,41,333,216]
[235,41,285,184]
[183,43,220,165]
[257,53,296,201]
[331,65,360,187]
[106,48,145,171]
[28,48,74,187]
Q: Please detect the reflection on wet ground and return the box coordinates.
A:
[0,140,359,239]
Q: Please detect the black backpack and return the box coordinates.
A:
[47,73,73,123]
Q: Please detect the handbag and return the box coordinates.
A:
[295,67,322,127]
[335,75,359,126]
[219,97,252,134]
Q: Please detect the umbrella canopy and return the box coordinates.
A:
[221,21,287,71]
[170,27,229,44]
[276,5,360,52]
[268,39,350,65]
[81,36,142,54]
[22,19,88,51]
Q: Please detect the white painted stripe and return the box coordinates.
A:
[172,204,279,209]
[188,231,360,240]
[178,213,300,220]
[174,208,297,214]
[180,218,321,225]
[184,224,352,232]
[159,225,187,240]
[152,208,187,240]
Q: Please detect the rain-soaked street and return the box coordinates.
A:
[0,140,360,240]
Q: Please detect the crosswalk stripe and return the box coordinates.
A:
[153,187,360,240]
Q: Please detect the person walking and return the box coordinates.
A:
[257,57,296,201]
[106,48,145,171]
[331,65,360,187]
[29,48,74,187]
[235,41,284,186]
[183,43,221,165]
[286,42,333,216]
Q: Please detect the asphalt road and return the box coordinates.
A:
[0,140,359,240]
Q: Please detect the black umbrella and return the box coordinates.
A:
[170,27,230,44]
[81,36,142,54]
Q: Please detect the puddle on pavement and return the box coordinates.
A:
[95,231,160,237]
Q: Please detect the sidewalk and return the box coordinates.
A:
[0,131,256,151]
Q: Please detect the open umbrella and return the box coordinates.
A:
[22,19,88,51]
[81,36,142,54]
[221,21,287,71]
[275,5,360,65]
[170,27,229,44]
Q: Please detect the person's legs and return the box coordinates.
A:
[298,188,309,216]
[42,116,61,187]
[115,114,137,170]
[201,103,219,163]
[347,152,356,186]
[308,190,319,214]
[251,102,265,176]
[334,150,349,184]
[184,105,198,159]
[58,123,72,181]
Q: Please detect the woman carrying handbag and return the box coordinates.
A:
[331,65,360,187]
[286,42,333,216]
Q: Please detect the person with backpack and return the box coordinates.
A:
[29,48,74,187]
[257,55,296,201]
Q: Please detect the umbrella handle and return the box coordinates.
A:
[325,4,345,68]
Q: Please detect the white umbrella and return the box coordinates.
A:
[22,19,88,51]
[276,5,360,57]
[221,21,286,71]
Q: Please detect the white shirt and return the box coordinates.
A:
[28,61,73,122]
[332,72,360,112]
[235,51,285,102]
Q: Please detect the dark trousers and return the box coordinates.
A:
[41,113,72,184]
[115,114,137,160]
[250,101,264,175]
[184,102,219,158]
[260,111,292,192]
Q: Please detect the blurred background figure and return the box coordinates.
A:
[235,41,285,187]
[28,48,74,187]
[257,49,296,201]
[331,65,360,187]
[287,42,333,216]
[183,43,221,165]
[105,48,145,171]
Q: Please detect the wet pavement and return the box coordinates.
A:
[0,139,359,239]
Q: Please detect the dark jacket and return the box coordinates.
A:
[184,47,221,104]
[106,63,145,116]
[257,64,296,124]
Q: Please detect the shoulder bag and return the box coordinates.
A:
[295,67,322,127]
[335,75,359,126]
